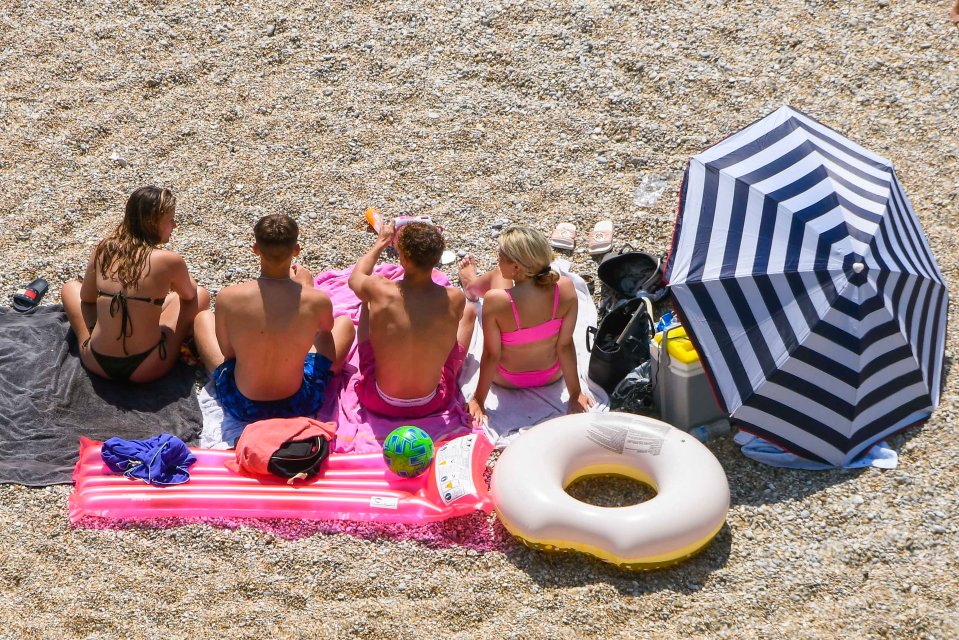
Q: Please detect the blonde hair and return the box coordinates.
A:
[498,226,559,287]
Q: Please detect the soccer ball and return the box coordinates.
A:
[383,426,435,478]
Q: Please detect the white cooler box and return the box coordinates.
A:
[649,326,726,431]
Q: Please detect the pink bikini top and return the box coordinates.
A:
[500,285,563,345]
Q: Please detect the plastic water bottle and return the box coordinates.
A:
[689,418,731,443]
[655,312,675,333]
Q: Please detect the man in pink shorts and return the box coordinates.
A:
[348,221,472,418]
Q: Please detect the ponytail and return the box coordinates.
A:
[531,265,559,287]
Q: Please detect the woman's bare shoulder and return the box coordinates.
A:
[483,289,511,314]
[557,275,577,297]
[150,248,187,268]
[484,288,510,304]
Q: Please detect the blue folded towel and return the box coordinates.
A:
[733,430,898,470]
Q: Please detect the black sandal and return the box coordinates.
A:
[13,278,48,312]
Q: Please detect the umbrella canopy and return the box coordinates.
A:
[665,105,948,466]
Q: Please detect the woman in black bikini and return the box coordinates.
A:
[63,186,209,383]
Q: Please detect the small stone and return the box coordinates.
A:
[440,250,455,265]
[234,184,244,192]
[456,250,467,258]
[491,221,504,230]
[851,495,864,506]
[266,24,276,37]
[323,87,334,96]
[108,151,129,168]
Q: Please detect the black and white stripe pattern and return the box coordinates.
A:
[665,106,949,466]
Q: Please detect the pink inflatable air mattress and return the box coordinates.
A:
[70,433,494,525]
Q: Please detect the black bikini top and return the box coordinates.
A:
[97,290,165,354]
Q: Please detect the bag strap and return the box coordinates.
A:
[661,324,682,366]
[639,253,666,293]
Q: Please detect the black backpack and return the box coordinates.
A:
[597,245,667,316]
[586,296,655,393]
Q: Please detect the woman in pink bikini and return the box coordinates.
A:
[63,186,209,383]
[459,226,593,424]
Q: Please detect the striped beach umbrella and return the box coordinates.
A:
[665,106,949,466]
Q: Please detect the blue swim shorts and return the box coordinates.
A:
[213,353,333,424]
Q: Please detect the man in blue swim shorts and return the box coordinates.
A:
[193,214,354,424]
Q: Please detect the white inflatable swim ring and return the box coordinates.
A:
[491,412,729,569]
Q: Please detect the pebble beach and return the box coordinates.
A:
[1,1,957,638]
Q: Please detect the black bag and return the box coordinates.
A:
[268,436,329,480]
[597,245,667,315]
[586,296,655,393]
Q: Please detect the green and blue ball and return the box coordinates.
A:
[383,426,435,478]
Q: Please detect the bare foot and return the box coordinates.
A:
[952,0,959,24]
[458,255,478,290]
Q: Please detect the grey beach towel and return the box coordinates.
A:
[0,304,201,486]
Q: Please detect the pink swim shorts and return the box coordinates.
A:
[356,340,467,419]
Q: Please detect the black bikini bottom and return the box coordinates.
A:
[88,334,167,383]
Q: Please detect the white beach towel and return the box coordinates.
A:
[198,381,243,449]
[459,259,609,447]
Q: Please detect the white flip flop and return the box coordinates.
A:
[589,220,613,256]
[550,222,576,250]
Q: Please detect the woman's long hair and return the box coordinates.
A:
[93,186,175,289]
[499,226,559,287]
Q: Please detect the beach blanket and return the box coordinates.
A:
[0,305,202,486]
[459,259,609,446]
[316,264,474,452]
[199,265,475,452]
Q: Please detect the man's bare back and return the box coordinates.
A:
[215,277,333,401]
[194,214,355,426]
[349,219,472,418]
[361,277,464,398]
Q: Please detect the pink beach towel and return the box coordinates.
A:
[314,265,474,453]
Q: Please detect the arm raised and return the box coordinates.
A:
[348,220,395,302]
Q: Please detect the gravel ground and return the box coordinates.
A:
[1,1,958,638]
